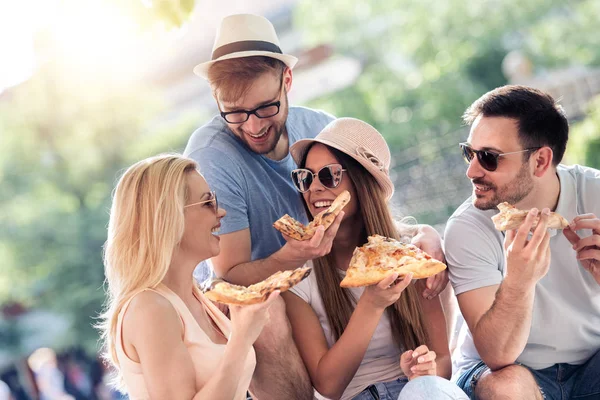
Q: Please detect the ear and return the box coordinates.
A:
[283,67,293,93]
[532,146,554,177]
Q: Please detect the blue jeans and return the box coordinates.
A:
[456,349,600,399]
[353,376,468,400]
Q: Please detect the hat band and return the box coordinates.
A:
[212,40,283,60]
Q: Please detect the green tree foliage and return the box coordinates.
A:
[294,0,599,152]
[567,96,600,169]
[0,54,196,350]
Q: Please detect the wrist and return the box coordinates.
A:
[228,330,255,349]
[276,244,307,265]
[501,276,536,297]
[357,296,387,314]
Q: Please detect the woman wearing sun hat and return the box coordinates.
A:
[284,118,468,400]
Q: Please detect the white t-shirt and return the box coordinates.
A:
[444,164,600,378]
[289,261,404,400]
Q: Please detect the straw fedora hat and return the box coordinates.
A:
[193,14,298,79]
[290,118,395,200]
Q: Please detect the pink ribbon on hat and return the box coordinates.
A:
[355,146,386,172]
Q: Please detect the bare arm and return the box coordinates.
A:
[284,273,412,400]
[416,282,451,379]
[456,209,552,370]
[212,213,344,286]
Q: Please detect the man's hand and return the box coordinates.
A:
[504,208,551,289]
[279,212,344,263]
[564,213,600,285]
[411,225,448,299]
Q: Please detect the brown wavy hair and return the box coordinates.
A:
[300,146,428,351]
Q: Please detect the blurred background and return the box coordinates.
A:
[1,0,599,398]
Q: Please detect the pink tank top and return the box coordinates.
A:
[115,283,256,399]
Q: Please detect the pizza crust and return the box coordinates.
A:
[203,266,312,305]
[273,190,351,241]
[340,235,447,288]
[491,202,569,231]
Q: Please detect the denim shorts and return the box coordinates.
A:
[353,376,468,400]
[352,377,409,400]
[455,350,600,400]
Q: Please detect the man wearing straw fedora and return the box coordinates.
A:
[184,13,447,399]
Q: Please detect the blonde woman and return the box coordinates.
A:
[285,119,468,400]
[99,154,278,400]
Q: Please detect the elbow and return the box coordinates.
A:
[478,351,517,372]
[313,380,343,400]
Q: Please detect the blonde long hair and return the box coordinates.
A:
[98,154,198,382]
[302,147,429,351]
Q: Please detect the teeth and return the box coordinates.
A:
[249,127,269,138]
[211,227,220,233]
[314,201,333,208]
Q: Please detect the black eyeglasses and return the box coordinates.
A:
[220,101,281,124]
[220,76,284,124]
[184,191,218,213]
[459,142,541,172]
[291,164,346,193]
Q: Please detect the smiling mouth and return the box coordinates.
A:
[211,225,220,234]
[247,126,270,139]
[313,200,333,209]
[473,183,493,192]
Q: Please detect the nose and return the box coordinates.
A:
[217,207,226,219]
[466,155,485,180]
[308,174,326,193]
[243,113,263,135]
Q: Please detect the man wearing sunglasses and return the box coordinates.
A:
[443,85,600,399]
[183,14,448,400]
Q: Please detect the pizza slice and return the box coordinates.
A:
[340,235,447,288]
[203,266,312,305]
[273,190,351,241]
[491,202,569,231]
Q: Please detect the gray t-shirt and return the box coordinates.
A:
[444,164,600,376]
[290,261,404,400]
[184,106,335,282]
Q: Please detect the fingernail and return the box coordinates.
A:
[543,208,550,215]
[411,367,416,372]
[531,208,539,215]
[418,357,424,363]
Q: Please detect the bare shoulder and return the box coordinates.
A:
[123,291,182,339]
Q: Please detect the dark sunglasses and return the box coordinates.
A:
[291,164,346,193]
[184,191,219,212]
[459,142,541,172]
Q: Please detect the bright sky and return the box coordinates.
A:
[0,0,162,93]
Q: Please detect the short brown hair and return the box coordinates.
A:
[208,56,285,103]
[463,85,569,165]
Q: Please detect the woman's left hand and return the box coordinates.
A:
[411,225,449,299]
[400,345,437,380]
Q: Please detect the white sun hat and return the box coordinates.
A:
[193,14,299,79]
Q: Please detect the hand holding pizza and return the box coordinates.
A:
[229,291,280,346]
[411,225,449,300]
[504,208,552,289]
[359,272,413,312]
[280,212,344,262]
[400,345,437,380]
[564,213,600,285]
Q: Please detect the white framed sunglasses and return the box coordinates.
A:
[291,164,346,193]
